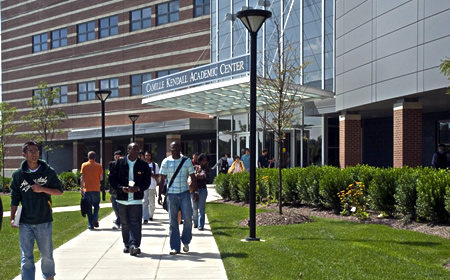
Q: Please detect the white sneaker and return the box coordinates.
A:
[183,243,189,253]
[170,249,179,255]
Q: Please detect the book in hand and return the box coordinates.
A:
[13,206,22,227]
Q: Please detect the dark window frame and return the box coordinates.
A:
[194,0,210,17]
[78,21,96,43]
[130,73,152,96]
[130,7,152,31]
[157,0,179,26]
[99,15,119,38]
[51,28,68,49]
[33,32,48,53]
[78,81,96,101]
[100,78,119,98]
[52,85,68,104]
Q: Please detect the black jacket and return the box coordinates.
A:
[109,157,151,201]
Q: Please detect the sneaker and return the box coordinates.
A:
[130,245,141,256]
[123,247,130,253]
[112,224,120,230]
[194,225,198,228]
[143,220,148,224]
[169,249,179,255]
[93,221,99,228]
[149,217,153,221]
[198,227,204,231]
[183,243,189,253]
[88,226,94,230]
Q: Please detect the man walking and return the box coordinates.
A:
[109,150,122,229]
[241,148,251,171]
[109,143,150,256]
[143,151,159,223]
[80,151,103,230]
[10,141,63,280]
[158,141,198,255]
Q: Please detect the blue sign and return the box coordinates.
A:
[142,54,249,96]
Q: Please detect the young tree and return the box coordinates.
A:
[21,81,67,163]
[0,102,19,189]
[255,24,310,215]
[438,57,450,94]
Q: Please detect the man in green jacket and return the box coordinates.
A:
[10,141,63,280]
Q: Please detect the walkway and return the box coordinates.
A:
[12,186,227,280]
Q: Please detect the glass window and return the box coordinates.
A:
[51,28,67,49]
[157,0,179,25]
[52,85,68,104]
[33,33,48,53]
[131,73,152,96]
[194,0,210,17]
[78,81,96,101]
[131,7,152,31]
[100,78,119,98]
[100,15,119,38]
[78,21,95,43]
[439,121,450,145]
[157,69,179,77]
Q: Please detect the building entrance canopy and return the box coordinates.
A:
[142,55,334,117]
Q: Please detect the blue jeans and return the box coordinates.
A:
[20,222,55,280]
[168,191,193,252]
[111,196,120,226]
[84,191,100,228]
[118,204,143,248]
[191,188,208,228]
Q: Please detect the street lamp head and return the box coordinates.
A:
[128,114,140,122]
[236,9,272,34]
[95,90,112,102]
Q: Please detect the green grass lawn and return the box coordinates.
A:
[1,191,112,212]
[0,208,113,280]
[206,202,450,280]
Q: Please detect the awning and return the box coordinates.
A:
[142,76,334,117]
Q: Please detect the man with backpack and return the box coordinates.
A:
[212,154,229,174]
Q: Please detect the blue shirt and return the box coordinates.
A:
[160,156,194,194]
[241,154,250,171]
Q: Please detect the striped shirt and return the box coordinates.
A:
[159,156,194,194]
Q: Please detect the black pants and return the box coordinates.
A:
[118,204,143,247]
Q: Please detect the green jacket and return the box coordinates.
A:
[10,159,63,224]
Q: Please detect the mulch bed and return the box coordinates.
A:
[221,200,450,239]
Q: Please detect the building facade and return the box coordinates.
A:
[1,0,215,174]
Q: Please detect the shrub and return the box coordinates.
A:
[235,172,250,202]
[213,173,231,200]
[319,166,353,213]
[368,168,399,216]
[257,169,278,204]
[338,181,369,219]
[58,171,79,191]
[298,166,323,206]
[394,167,424,218]
[416,169,450,222]
[0,176,12,193]
[228,173,241,201]
[281,168,300,203]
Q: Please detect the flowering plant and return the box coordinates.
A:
[338,181,370,220]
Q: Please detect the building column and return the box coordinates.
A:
[72,141,85,172]
[339,113,361,168]
[393,101,422,167]
[166,134,181,156]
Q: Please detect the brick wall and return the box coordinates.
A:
[339,114,361,168]
[393,102,422,167]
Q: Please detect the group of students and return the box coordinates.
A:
[104,142,211,257]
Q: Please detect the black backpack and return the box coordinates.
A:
[219,158,229,173]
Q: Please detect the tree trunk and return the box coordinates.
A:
[278,140,283,215]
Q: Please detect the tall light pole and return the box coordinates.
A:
[237,9,272,241]
[128,115,139,142]
[95,90,111,201]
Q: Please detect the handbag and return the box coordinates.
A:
[80,195,89,217]
[162,156,188,212]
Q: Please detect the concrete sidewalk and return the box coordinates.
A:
[12,186,227,280]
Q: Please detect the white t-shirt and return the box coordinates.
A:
[149,162,159,190]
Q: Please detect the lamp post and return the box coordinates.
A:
[237,9,272,241]
[128,115,139,142]
[95,90,111,201]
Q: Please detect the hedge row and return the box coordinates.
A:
[213,165,450,222]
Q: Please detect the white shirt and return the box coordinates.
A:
[148,162,159,190]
